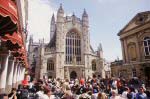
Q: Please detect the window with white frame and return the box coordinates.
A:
[65,31,81,64]
[47,60,54,71]
[143,37,150,59]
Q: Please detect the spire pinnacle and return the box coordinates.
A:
[98,43,103,51]
[60,3,62,10]
[72,12,75,16]
[83,8,88,17]
[52,13,55,20]
[58,3,64,12]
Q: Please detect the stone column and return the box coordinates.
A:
[12,62,19,88]
[121,40,126,63]
[21,67,25,81]
[6,57,15,93]
[16,65,21,85]
[124,40,129,63]
[19,66,22,82]
[0,52,10,93]
[135,35,140,61]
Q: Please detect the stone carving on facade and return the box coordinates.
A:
[135,14,148,25]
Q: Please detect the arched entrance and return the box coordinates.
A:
[70,71,77,79]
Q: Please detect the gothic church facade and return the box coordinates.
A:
[28,5,105,80]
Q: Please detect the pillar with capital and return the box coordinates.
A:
[6,57,15,93]
[21,67,25,81]
[16,64,21,86]
[12,61,19,88]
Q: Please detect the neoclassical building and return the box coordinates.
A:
[28,5,105,80]
[117,11,150,84]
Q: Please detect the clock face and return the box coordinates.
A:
[135,14,148,25]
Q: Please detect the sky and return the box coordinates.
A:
[28,0,150,61]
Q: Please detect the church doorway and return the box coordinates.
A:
[70,71,77,80]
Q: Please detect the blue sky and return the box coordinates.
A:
[28,0,150,61]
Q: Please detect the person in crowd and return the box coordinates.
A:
[4,75,150,99]
[61,85,74,99]
[62,79,70,92]
[97,92,107,99]
[20,85,29,99]
[127,87,136,99]
[8,88,17,99]
[136,87,147,99]
[91,75,97,85]
[112,78,117,89]
[34,85,44,99]
[42,88,51,99]
[121,87,129,99]
[0,94,8,99]
[110,90,120,99]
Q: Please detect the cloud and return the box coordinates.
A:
[28,0,57,43]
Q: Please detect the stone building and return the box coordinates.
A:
[28,5,105,80]
[118,11,150,84]
[110,60,123,78]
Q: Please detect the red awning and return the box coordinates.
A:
[0,0,18,36]
[0,0,18,23]
[1,32,23,47]
[15,46,28,68]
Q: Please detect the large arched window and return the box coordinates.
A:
[47,60,54,71]
[143,37,150,59]
[65,31,81,64]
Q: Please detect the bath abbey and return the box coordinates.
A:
[28,5,106,80]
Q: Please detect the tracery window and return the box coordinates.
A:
[65,31,81,64]
[47,60,54,71]
[143,37,150,59]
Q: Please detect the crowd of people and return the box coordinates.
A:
[0,75,150,99]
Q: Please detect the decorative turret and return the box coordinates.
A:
[57,4,64,23]
[82,9,89,27]
[98,43,103,51]
[56,4,64,52]
[82,9,90,53]
[28,35,33,53]
[97,43,103,59]
[29,35,33,45]
[50,13,56,40]
[72,12,76,25]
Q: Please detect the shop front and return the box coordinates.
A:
[0,0,28,93]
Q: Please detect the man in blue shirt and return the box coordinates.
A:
[136,87,147,99]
